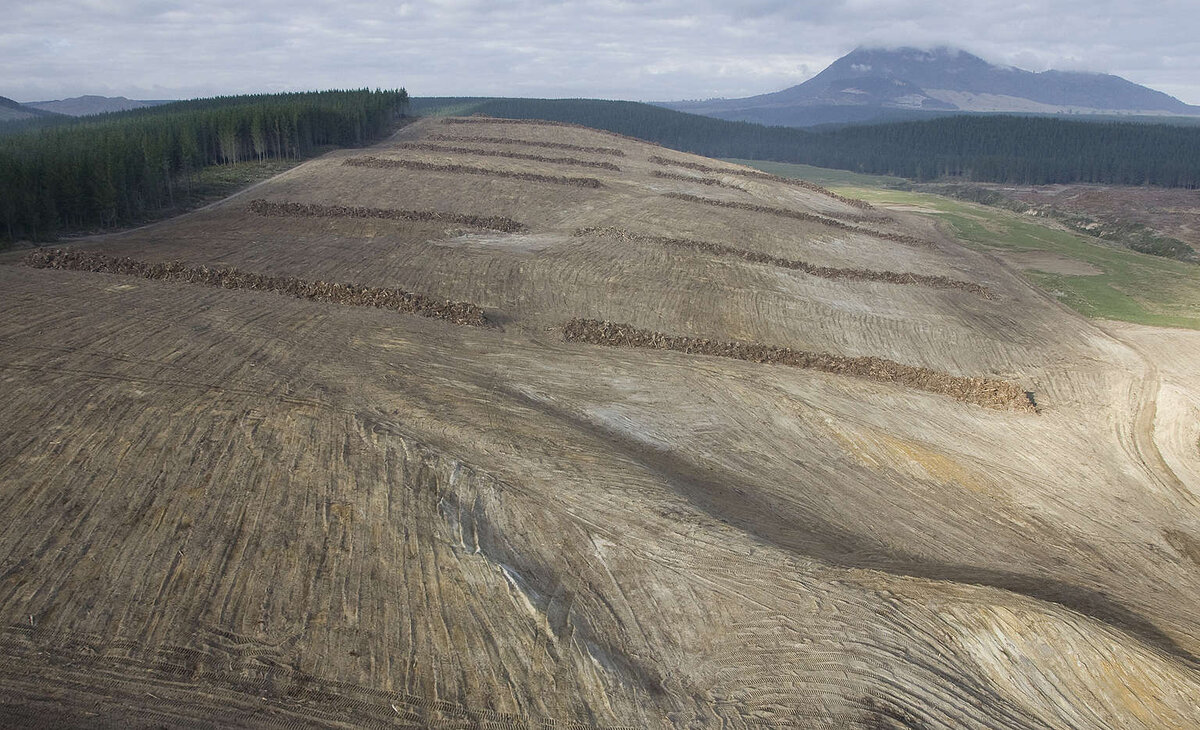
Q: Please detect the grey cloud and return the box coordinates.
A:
[3,0,1198,103]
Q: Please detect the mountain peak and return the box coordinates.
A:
[659,45,1199,127]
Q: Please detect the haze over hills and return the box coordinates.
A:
[23,95,174,117]
[660,46,1200,127]
[0,95,59,123]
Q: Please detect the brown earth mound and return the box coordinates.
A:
[23,248,489,327]
[392,143,621,171]
[247,199,525,233]
[563,318,1035,412]
[664,193,931,247]
[343,156,603,188]
[575,227,993,298]
[649,170,743,189]
[426,133,626,157]
[649,155,875,211]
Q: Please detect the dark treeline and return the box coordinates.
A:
[415,98,1200,189]
[802,115,1200,187]
[1,89,408,243]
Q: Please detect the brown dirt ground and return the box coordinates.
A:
[0,116,1199,729]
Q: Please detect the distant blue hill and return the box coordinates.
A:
[24,95,176,117]
[0,95,60,122]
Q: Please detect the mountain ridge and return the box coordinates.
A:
[660,46,1200,127]
[0,95,60,122]
[24,95,175,117]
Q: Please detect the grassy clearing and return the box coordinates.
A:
[734,159,1200,330]
[189,157,305,198]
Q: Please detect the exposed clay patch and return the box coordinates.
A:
[575,227,993,299]
[664,193,932,248]
[344,156,603,188]
[426,133,626,157]
[649,155,875,211]
[393,142,621,171]
[649,170,743,190]
[24,248,489,327]
[247,199,525,232]
[563,318,1035,412]
[1002,251,1104,276]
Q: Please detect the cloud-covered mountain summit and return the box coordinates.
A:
[661,46,1200,127]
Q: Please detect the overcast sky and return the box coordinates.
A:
[5,1,1199,104]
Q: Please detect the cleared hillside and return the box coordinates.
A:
[412,98,1200,188]
[1,117,1199,728]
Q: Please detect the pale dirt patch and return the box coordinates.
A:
[435,232,567,253]
[1001,250,1103,275]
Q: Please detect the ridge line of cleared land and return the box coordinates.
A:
[563,318,1035,412]
[439,116,662,146]
[574,227,993,298]
[392,142,621,171]
[426,133,626,156]
[23,249,489,326]
[247,199,526,232]
[343,156,604,188]
[648,155,875,211]
[663,193,932,247]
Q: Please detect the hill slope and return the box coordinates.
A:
[662,46,1200,127]
[0,118,1198,727]
[0,95,57,122]
[410,97,1200,187]
[24,95,174,116]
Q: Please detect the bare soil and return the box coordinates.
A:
[344,156,604,188]
[576,226,994,297]
[23,247,489,326]
[2,115,1199,729]
[1002,250,1104,275]
[427,132,627,156]
[393,142,622,170]
[563,318,1033,411]
[665,192,933,247]
[440,115,662,147]
[649,170,743,189]
[248,198,526,232]
[649,154,876,210]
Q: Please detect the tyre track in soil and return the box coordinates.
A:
[0,624,622,729]
[496,383,1200,668]
[964,239,1196,509]
[1099,324,1199,509]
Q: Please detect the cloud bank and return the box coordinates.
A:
[4,0,1198,104]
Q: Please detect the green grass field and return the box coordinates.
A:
[735,159,1200,330]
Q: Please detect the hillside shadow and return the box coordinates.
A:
[499,384,1199,669]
